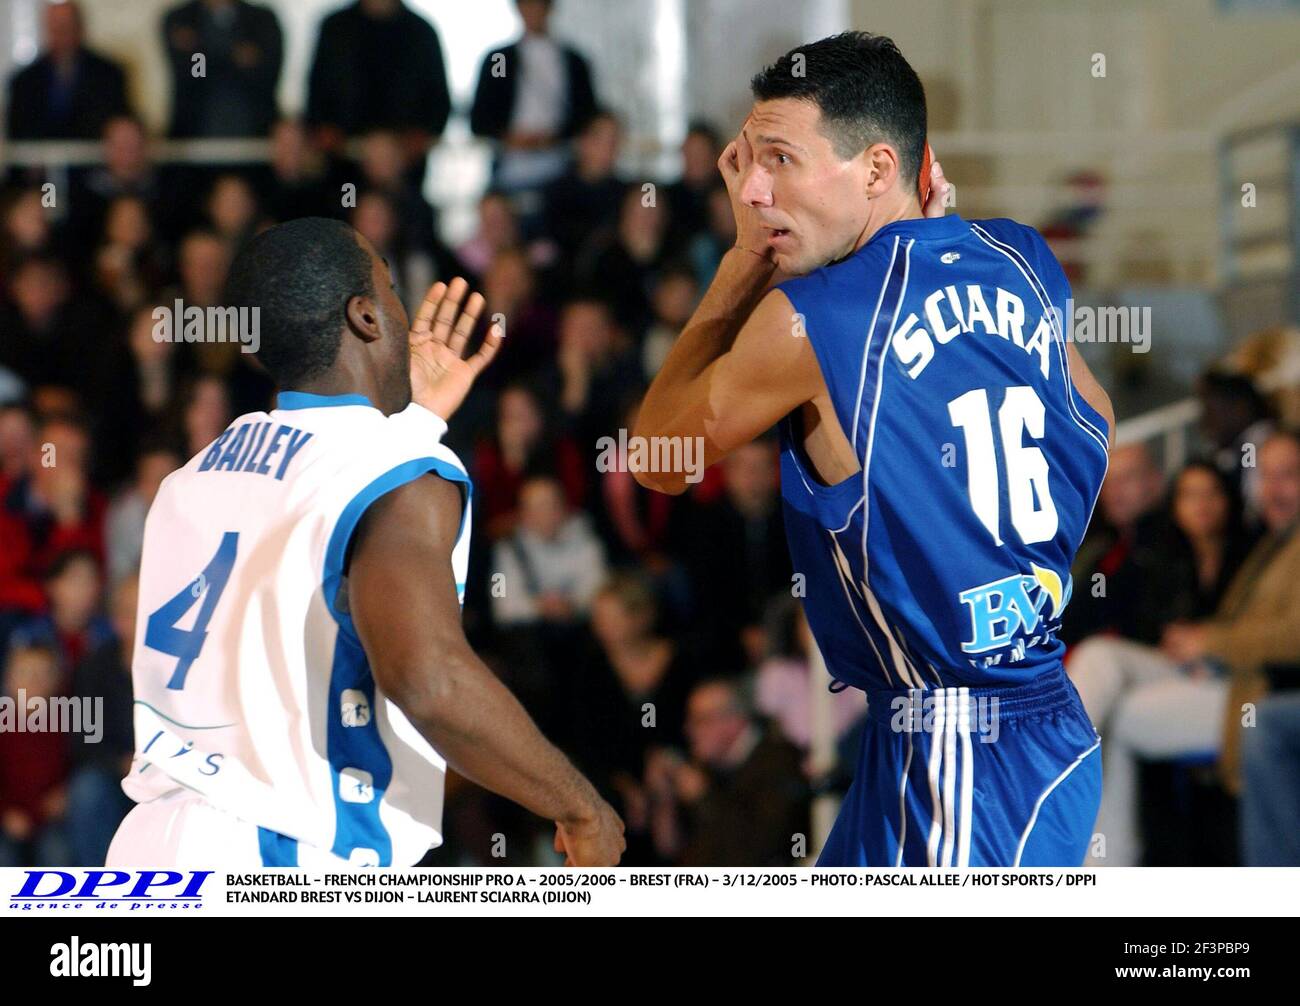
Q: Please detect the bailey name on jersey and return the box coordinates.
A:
[197,421,314,479]
[890,283,1055,381]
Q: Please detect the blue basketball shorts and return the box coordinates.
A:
[818,665,1101,867]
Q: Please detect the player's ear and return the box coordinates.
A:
[345,294,383,343]
[862,142,900,198]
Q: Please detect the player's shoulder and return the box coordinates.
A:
[323,405,469,510]
[967,216,1049,252]
[777,238,892,305]
[383,404,468,477]
[966,217,1067,285]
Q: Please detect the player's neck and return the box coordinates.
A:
[286,369,396,415]
[850,193,924,254]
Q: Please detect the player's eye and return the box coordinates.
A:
[775,152,792,166]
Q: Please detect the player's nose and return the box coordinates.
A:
[740,163,773,208]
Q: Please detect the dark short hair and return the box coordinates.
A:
[1198,369,1271,419]
[224,217,373,387]
[101,112,146,137]
[750,31,927,188]
[7,250,66,280]
[44,547,99,584]
[1266,427,1300,453]
[582,107,621,131]
[685,120,722,150]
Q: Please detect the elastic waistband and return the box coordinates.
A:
[863,664,1080,726]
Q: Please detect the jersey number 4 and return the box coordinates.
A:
[947,386,1058,546]
[144,531,240,690]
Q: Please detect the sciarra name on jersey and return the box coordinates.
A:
[197,421,314,480]
[889,282,1057,382]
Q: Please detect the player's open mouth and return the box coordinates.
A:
[767,228,792,244]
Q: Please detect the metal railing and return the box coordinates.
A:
[0,131,1224,277]
[1115,397,1203,473]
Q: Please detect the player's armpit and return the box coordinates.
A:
[1065,340,1115,446]
[346,474,623,858]
[633,289,822,494]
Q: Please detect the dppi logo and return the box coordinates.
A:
[959,563,1071,654]
[11,871,212,911]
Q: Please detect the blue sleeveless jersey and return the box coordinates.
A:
[777,214,1109,693]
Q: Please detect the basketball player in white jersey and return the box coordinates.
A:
[107,217,624,868]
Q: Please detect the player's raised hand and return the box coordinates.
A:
[408,276,503,421]
[923,148,952,218]
[718,120,775,261]
[553,798,626,867]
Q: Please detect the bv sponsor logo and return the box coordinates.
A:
[959,563,1071,655]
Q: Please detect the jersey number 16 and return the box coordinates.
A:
[947,386,1058,546]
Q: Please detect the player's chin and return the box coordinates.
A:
[774,249,813,276]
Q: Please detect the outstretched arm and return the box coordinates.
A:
[347,473,625,867]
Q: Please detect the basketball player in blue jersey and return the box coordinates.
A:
[636,33,1115,866]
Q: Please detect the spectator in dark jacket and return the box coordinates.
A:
[253,118,337,224]
[1062,442,1169,646]
[66,573,137,866]
[678,439,792,673]
[1198,370,1276,528]
[647,678,809,866]
[5,1,130,141]
[0,255,111,413]
[664,121,723,247]
[2,548,112,684]
[1066,457,1253,649]
[1145,460,1255,631]
[575,184,677,337]
[69,115,188,249]
[470,0,597,203]
[162,0,283,138]
[306,0,451,179]
[542,109,625,259]
[567,573,696,861]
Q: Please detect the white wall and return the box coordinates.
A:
[849,0,1300,285]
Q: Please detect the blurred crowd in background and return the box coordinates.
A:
[2,0,1299,869]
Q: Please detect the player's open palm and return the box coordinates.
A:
[554,799,626,867]
[718,121,774,260]
[409,276,503,421]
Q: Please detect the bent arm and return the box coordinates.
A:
[1066,341,1115,446]
[347,474,603,828]
[632,249,821,493]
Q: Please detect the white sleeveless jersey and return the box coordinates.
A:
[123,391,471,867]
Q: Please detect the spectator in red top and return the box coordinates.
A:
[0,643,72,867]
[1061,443,1169,646]
[4,549,112,683]
[473,382,584,541]
[0,416,106,612]
[0,403,36,501]
[479,248,559,384]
